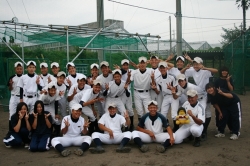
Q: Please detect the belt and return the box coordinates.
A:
[115,96,119,98]
[164,94,172,96]
[135,89,149,93]
[11,94,20,97]
[24,94,37,98]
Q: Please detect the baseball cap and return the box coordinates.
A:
[26,61,36,66]
[90,63,99,69]
[51,62,59,68]
[121,59,129,65]
[71,103,82,111]
[93,79,102,86]
[40,62,48,68]
[150,55,159,60]
[78,74,87,80]
[176,56,185,62]
[112,69,122,75]
[158,61,168,68]
[148,100,158,106]
[14,62,23,67]
[100,61,109,67]
[193,57,203,64]
[48,81,56,89]
[177,74,186,81]
[57,71,66,77]
[138,56,147,63]
[108,103,117,108]
[187,89,198,97]
[66,62,75,68]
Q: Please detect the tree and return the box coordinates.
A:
[220,26,242,47]
[236,0,250,31]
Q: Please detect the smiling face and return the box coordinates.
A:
[27,65,36,74]
[150,58,159,68]
[192,62,202,71]
[221,70,228,77]
[176,59,185,69]
[71,109,82,119]
[159,66,167,75]
[108,106,117,116]
[178,79,187,88]
[122,63,129,71]
[57,75,65,85]
[51,66,60,75]
[36,103,43,115]
[206,86,216,96]
[77,78,86,89]
[113,73,121,84]
[68,66,76,75]
[48,87,56,97]
[148,104,158,116]
[187,95,198,105]
[15,65,23,75]
[40,67,48,75]
[139,61,147,71]
[93,84,101,94]
[101,65,109,76]
[91,67,99,77]
[20,105,28,116]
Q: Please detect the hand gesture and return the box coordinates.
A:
[147,130,156,140]
[73,87,77,95]
[183,53,192,62]
[124,82,129,90]
[187,110,193,117]
[169,137,175,146]
[66,78,71,86]
[113,64,120,69]
[105,83,109,90]
[32,112,38,119]
[18,111,24,119]
[166,53,174,62]
[64,118,70,127]
[151,71,155,79]
[199,63,204,70]
[36,76,40,84]
[48,76,52,83]
[9,78,13,85]
[124,111,129,119]
[59,91,64,96]
[97,97,105,102]
[185,63,191,69]
[25,112,29,120]
[40,90,47,95]
[127,69,131,78]
[226,75,231,82]
[44,113,51,119]
[217,87,223,95]
[167,83,176,93]
[84,119,91,128]
[108,129,114,139]
[151,82,157,90]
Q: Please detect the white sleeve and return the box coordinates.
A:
[37,75,45,87]
[67,85,75,96]
[120,116,126,127]
[197,105,205,123]
[39,93,47,101]
[80,90,91,102]
[176,85,182,96]
[17,76,24,88]
[185,67,194,78]
[130,70,136,81]
[98,115,105,125]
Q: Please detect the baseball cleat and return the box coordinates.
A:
[24,144,29,148]
[116,147,131,153]
[193,137,201,147]
[156,145,166,153]
[4,142,11,148]
[215,133,225,138]
[61,149,71,157]
[230,134,239,140]
[74,149,84,156]
[89,146,105,154]
[139,145,149,153]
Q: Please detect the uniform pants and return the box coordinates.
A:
[105,97,126,115]
[132,131,174,143]
[9,95,20,120]
[150,90,163,112]
[3,128,30,146]
[96,100,106,117]
[29,134,50,152]
[134,91,151,118]
[24,96,37,113]
[44,104,61,125]
[174,124,203,144]
[161,95,179,119]
[82,106,96,122]
[179,94,187,106]
[58,97,67,117]
[121,93,134,116]
[92,131,132,144]
[51,136,92,147]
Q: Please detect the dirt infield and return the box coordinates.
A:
[0,94,249,166]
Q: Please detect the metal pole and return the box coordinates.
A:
[169,16,172,54]
[97,0,104,63]
[66,28,69,62]
[137,35,150,54]
[78,47,149,52]
[176,0,182,56]
[21,26,25,69]
[117,45,133,62]
[157,38,159,55]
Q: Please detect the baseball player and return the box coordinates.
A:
[87,63,99,86]
[17,61,45,113]
[96,61,113,117]
[65,62,86,89]
[103,69,130,116]
[89,103,131,153]
[155,61,179,122]
[29,100,52,152]
[132,100,175,153]
[51,103,92,157]
[39,62,51,87]
[3,102,31,148]
[206,83,241,140]
[5,62,23,139]
[181,56,218,140]
[79,80,104,135]
[48,62,60,83]
[174,90,205,147]
[130,56,154,120]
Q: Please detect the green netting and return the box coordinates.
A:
[223,29,250,95]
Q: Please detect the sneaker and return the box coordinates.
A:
[116,147,131,153]
[215,133,225,138]
[61,149,71,157]
[230,134,239,140]
[139,145,149,153]
[74,149,84,156]
[89,146,105,154]
[193,137,201,147]
[24,144,29,148]
[156,145,166,153]
[4,142,11,148]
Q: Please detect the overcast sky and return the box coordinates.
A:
[0,0,249,44]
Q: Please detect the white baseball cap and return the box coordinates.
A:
[112,69,122,75]
[100,61,109,67]
[26,61,36,66]
[78,74,87,80]
[93,79,102,86]
[193,57,203,64]
[138,56,147,63]
[148,100,158,106]
[177,74,186,81]
[176,56,185,62]
[187,89,198,97]
[158,61,168,68]
[71,103,82,111]
[48,81,56,89]
[121,59,129,65]
[14,62,23,67]
[40,62,48,68]
[66,62,75,68]
[108,103,117,108]
[150,55,159,60]
[57,71,66,77]
[51,62,59,68]
[90,63,99,69]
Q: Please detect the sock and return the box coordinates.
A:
[163,139,170,148]
[55,144,64,152]
[130,116,134,126]
[203,117,211,134]
[173,120,179,132]
[93,138,102,147]
[119,137,130,148]
[80,142,90,151]
[8,120,11,131]
[133,137,143,147]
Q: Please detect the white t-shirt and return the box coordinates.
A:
[68,83,91,96]
[155,73,177,96]
[17,74,44,95]
[182,101,205,125]
[39,90,61,105]
[168,67,181,78]
[40,73,52,87]
[98,112,126,134]
[61,115,85,137]
[176,82,206,99]
[131,69,152,90]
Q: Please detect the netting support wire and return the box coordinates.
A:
[0,38,27,65]
[71,28,103,63]
[66,28,69,62]
[21,26,25,71]
[117,45,133,62]
[136,34,150,55]
[157,38,160,55]
[78,47,149,52]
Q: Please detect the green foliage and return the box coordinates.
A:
[236,0,250,10]
[220,26,242,48]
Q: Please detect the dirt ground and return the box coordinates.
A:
[0,94,249,166]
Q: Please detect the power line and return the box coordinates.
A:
[6,0,16,17]
[22,0,31,24]
[108,0,250,21]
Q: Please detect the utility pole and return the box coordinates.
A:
[169,16,172,54]
[176,0,182,56]
[97,0,104,63]
[242,0,246,32]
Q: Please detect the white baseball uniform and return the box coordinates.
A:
[51,115,92,148]
[92,112,132,144]
[65,73,87,87]
[174,101,205,144]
